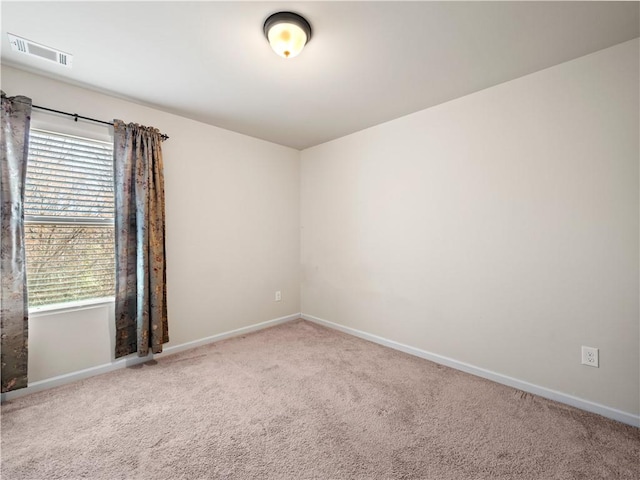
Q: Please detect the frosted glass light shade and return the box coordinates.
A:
[267,23,307,58]
[264,12,312,59]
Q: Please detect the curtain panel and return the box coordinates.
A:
[113,120,168,358]
[0,92,32,392]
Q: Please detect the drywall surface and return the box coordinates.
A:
[2,66,300,383]
[300,39,639,415]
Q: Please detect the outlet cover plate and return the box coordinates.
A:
[581,346,599,367]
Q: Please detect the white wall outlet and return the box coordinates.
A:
[275,291,281,302]
[581,346,599,368]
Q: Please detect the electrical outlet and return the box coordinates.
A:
[581,346,599,368]
[275,291,281,302]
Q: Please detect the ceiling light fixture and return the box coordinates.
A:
[263,12,312,59]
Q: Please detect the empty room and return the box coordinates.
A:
[1,1,638,479]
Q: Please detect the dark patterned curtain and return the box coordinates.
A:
[113,120,168,358]
[0,92,32,392]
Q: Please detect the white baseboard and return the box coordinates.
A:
[0,355,152,402]
[5,311,637,428]
[1,313,301,403]
[301,313,640,428]
[158,312,300,356]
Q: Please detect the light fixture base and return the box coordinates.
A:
[263,12,312,42]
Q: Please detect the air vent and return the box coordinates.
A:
[7,33,72,68]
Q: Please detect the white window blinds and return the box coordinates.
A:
[25,129,115,307]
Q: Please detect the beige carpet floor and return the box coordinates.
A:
[1,319,638,479]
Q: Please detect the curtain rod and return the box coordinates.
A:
[32,105,169,141]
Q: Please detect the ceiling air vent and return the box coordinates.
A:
[7,34,72,68]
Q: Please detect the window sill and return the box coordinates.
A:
[29,297,115,318]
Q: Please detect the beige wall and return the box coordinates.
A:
[2,66,301,382]
[3,39,638,418]
[301,40,640,415]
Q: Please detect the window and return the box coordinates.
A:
[25,129,115,308]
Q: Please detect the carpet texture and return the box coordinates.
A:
[1,319,638,479]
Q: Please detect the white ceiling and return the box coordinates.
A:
[1,1,638,150]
